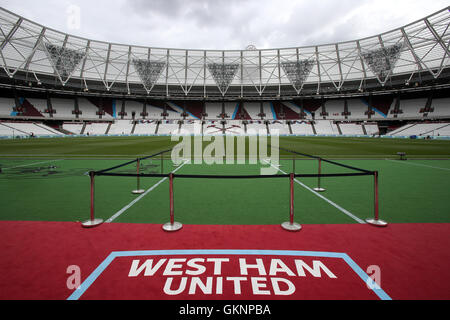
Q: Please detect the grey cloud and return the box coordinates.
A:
[129,0,244,24]
[129,0,186,17]
[0,0,449,50]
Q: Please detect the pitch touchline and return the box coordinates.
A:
[0,154,159,158]
[105,160,189,223]
[264,160,366,224]
[2,159,63,170]
[385,159,450,172]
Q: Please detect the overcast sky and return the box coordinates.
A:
[0,0,448,50]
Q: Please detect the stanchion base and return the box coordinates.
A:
[281,222,302,232]
[313,187,326,192]
[81,218,104,228]
[365,218,388,227]
[132,189,146,194]
[162,221,183,232]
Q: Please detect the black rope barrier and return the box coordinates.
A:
[95,172,288,179]
[140,149,173,161]
[94,149,172,174]
[94,158,138,175]
[82,145,387,231]
[277,146,375,174]
[93,172,373,179]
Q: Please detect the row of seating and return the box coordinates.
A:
[59,120,379,136]
[386,122,450,137]
[0,121,63,137]
[4,119,450,138]
[1,96,449,121]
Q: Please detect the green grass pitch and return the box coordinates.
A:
[0,136,449,225]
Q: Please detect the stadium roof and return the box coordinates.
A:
[0,6,449,99]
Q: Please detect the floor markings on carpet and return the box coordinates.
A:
[67,249,391,301]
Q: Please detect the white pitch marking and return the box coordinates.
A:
[2,159,63,170]
[105,160,188,223]
[385,159,450,172]
[264,160,366,224]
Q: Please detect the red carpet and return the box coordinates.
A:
[0,221,449,300]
